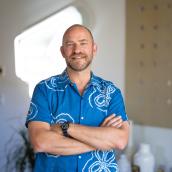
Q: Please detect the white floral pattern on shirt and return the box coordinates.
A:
[51,113,75,124]
[43,71,69,91]
[82,150,118,172]
[89,84,116,114]
[27,102,38,120]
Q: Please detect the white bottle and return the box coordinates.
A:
[134,143,155,172]
[118,154,131,172]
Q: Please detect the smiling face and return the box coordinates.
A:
[60,25,97,72]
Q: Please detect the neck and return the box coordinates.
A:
[67,67,91,94]
[67,67,91,85]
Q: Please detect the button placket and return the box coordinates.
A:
[80,97,85,124]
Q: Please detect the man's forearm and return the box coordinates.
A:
[29,122,95,156]
[67,122,129,150]
[50,115,129,151]
[39,131,95,155]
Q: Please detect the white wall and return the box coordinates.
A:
[87,0,126,93]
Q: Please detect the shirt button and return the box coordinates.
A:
[78,156,82,159]
[81,117,84,120]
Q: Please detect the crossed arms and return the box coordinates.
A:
[28,114,129,156]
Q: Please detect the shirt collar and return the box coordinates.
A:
[58,69,71,86]
[86,72,102,88]
[61,68,101,88]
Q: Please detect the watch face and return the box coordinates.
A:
[62,123,68,129]
[61,122,69,130]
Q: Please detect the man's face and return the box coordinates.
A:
[60,27,97,72]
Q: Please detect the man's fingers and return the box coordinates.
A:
[104,114,115,122]
[101,114,123,128]
[107,116,122,127]
[109,118,123,128]
[111,122,122,128]
[101,114,116,127]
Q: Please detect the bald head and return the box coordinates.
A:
[62,24,94,45]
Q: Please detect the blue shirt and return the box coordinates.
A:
[26,69,128,172]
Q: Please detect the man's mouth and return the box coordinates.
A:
[71,55,85,59]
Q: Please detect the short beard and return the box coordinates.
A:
[66,59,92,72]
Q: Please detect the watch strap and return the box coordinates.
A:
[60,122,69,137]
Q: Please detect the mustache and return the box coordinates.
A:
[71,53,86,58]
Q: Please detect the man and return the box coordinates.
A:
[26,24,129,172]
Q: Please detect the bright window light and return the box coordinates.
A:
[14,6,83,97]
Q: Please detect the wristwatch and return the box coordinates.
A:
[60,122,70,137]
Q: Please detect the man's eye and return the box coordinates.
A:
[81,42,87,46]
[66,43,74,47]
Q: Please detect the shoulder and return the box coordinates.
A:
[92,74,120,93]
[34,72,69,92]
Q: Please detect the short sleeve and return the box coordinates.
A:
[108,88,128,121]
[25,83,52,127]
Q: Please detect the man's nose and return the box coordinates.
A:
[73,44,81,54]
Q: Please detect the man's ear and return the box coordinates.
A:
[93,43,97,57]
[60,46,65,58]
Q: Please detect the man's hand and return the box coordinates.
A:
[101,114,123,128]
